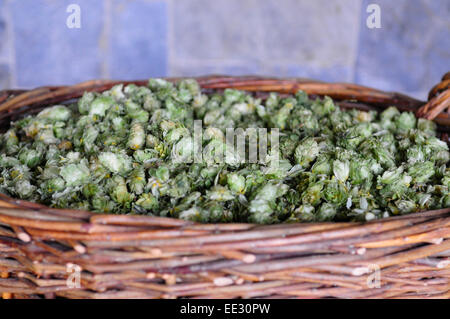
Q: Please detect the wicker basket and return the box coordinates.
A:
[0,74,449,299]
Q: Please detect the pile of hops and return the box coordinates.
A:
[0,79,449,223]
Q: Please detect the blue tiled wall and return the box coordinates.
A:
[356,0,450,99]
[109,0,167,79]
[0,0,448,100]
[10,0,105,87]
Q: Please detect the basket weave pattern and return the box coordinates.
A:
[0,74,449,299]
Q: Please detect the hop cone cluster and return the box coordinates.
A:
[0,79,449,224]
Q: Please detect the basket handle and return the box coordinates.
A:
[416,72,450,120]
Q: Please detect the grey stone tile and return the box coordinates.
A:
[109,0,168,79]
[10,0,104,87]
[172,0,262,61]
[355,0,450,100]
[170,60,262,77]
[426,25,450,94]
[171,0,360,81]
[260,0,361,67]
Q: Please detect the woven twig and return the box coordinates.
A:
[0,75,449,299]
[417,73,450,120]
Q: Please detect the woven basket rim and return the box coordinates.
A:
[1,75,449,299]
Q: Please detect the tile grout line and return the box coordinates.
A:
[100,0,111,80]
[5,0,17,88]
[350,0,363,85]
[166,0,174,77]
[256,0,266,75]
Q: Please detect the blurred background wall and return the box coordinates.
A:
[0,0,448,100]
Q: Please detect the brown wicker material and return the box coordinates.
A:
[0,74,449,299]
